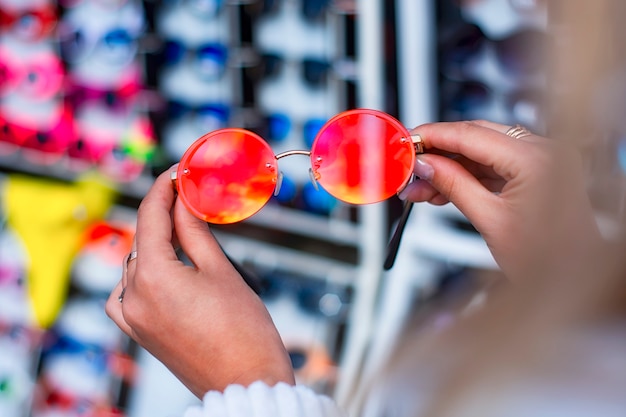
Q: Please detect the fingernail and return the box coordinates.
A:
[414,155,434,181]
[398,183,412,200]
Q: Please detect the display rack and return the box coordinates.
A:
[0,0,392,415]
[0,1,551,416]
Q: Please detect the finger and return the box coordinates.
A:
[471,120,539,141]
[173,197,229,271]
[122,237,137,289]
[470,119,513,134]
[413,153,500,222]
[105,280,133,337]
[399,179,450,205]
[412,121,527,181]
[134,168,180,273]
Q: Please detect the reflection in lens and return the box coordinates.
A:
[310,109,414,205]
[177,128,278,223]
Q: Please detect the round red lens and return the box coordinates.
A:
[176,128,278,224]
[310,109,414,205]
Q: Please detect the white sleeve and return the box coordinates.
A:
[184,381,346,417]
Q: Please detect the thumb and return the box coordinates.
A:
[173,198,227,270]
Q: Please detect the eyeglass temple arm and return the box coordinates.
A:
[383,134,424,270]
[384,198,414,270]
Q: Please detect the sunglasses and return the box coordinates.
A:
[161,0,225,18]
[0,1,58,41]
[247,52,333,89]
[244,0,330,23]
[171,108,424,269]
[166,100,230,124]
[67,104,155,180]
[0,46,64,101]
[1,105,76,164]
[439,22,546,80]
[162,39,229,81]
[66,75,142,112]
[60,0,129,9]
[60,25,138,66]
[261,112,327,146]
[440,78,545,131]
[258,272,350,321]
[58,1,145,67]
[272,173,338,215]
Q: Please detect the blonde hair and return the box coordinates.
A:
[355,2,626,415]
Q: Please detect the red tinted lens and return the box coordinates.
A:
[177,128,278,224]
[310,109,414,205]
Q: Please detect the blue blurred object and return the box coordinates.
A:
[303,118,326,148]
[267,113,292,143]
[273,174,297,204]
[302,181,337,215]
[301,0,330,22]
[161,0,225,17]
[164,40,228,80]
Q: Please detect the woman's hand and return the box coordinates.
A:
[399,120,604,281]
[105,168,295,397]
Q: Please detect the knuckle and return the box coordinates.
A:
[104,297,116,319]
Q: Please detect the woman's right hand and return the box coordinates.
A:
[399,120,604,281]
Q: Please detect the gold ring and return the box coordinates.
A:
[124,251,138,273]
[505,124,532,139]
[118,287,126,303]
[126,251,138,266]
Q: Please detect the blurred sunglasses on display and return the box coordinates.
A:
[59,0,129,9]
[65,75,142,112]
[59,25,138,66]
[271,173,338,216]
[258,271,350,321]
[161,0,225,18]
[162,39,229,81]
[166,99,230,130]
[0,104,76,164]
[301,0,331,22]
[458,0,547,15]
[67,104,155,182]
[0,45,64,101]
[439,22,546,80]
[0,322,43,352]
[42,329,133,376]
[244,0,331,23]
[171,108,424,269]
[247,52,333,89]
[440,78,545,131]
[0,0,58,41]
[58,1,145,67]
[261,112,327,147]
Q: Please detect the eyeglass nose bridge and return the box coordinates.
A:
[272,149,321,197]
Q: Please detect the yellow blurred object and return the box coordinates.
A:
[4,174,116,328]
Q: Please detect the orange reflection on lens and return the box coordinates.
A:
[310,109,414,205]
[177,128,278,224]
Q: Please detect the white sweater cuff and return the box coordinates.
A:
[184,381,346,417]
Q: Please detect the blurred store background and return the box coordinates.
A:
[0,0,570,416]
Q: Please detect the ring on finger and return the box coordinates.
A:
[126,251,137,267]
[118,287,126,303]
[505,124,533,139]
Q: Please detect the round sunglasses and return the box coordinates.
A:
[171,108,424,225]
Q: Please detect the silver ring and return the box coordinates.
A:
[118,287,126,303]
[505,124,533,139]
[126,251,138,267]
